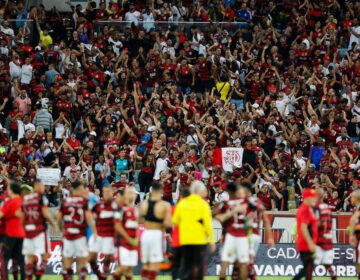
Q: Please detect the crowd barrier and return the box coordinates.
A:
[93,20,249,35]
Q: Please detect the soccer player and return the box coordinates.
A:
[113,186,139,280]
[88,185,117,280]
[314,188,337,280]
[139,182,172,280]
[216,183,250,280]
[57,180,97,280]
[240,181,274,280]
[21,180,56,280]
[293,188,318,280]
[349,189,360,278]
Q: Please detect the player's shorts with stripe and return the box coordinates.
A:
[22,232,50,255]
[141,229,163,263]
[63,237,88,258]
[88,235,114,255]
[221,233,250,264]
[315,246,334,265]
[116,246,138,267]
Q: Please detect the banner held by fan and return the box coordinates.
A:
[212,147,244,172]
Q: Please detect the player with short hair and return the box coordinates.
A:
[293,188,318,280]
[349,189,360,279]
[314,188,337,280]
[21,180,56,280]
[88,185,117,280]
[139,182,172,280]
[113,186,139,280]
[57,180,97,280]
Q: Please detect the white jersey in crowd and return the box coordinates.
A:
[21,64,33,84]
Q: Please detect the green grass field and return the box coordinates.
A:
[8,276,359,280]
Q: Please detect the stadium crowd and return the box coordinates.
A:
[0,0,359,213]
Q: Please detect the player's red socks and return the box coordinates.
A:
[90,260,100,276]
[79,267,87,280]
[219,276,226,280]
[25,263,34,280]
[231,265,239,280]
[62,269,73,280]
[35,259,47,279]
[324,265,337,280]
[125,275,133,280]
[141,269,157,280]
[249,263,256,280]
[103,258,111,274]
[141,269,149,280]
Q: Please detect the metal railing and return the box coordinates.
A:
[94,20,249,34]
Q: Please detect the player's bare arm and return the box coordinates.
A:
[57,211,63,232]
[41,207,57,228]
[115,221,137,246]
[162,201,172,229]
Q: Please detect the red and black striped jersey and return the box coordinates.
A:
[114,206,138,250]
[60,196,88,240]
[314,203,333,250]
[247,196,265,235]
[222,198,249,237]
[22,193,48,238]
[93,199,117,237]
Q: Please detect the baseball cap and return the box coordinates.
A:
[303,188,317,198]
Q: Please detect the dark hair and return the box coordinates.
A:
[241,180,252,192]
[33,179,43,185]
[10,182,21,195]
[152,182,163,191]
[72,180,83,190]
[226,182,238,193]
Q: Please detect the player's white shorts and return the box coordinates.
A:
[88,235,115,255]
[63,237,88,258]
[116,246,138,267]
[221,233,250,264]
[249,234,261,257]
[141,229,163,263]
[22,232,50,255]
[315,246,334,265]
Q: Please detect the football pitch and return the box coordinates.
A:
[8,276,358,279]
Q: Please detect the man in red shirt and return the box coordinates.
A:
[0,182,26,280]
[294,188,318,280]
[57,181,97,280]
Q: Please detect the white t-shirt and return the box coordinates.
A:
[17,121,35,140]
[276,97,290,116]
[9,61,21,79]
[21,64,33,84]
[349,26,360,50]
[153,157,169,180]
[214,191,229,203]
[0,26,14,36]
[294,156,307,172]
[142,13,155,32]
[306,121,320,135]
[125,11,141,25]
[186,133,199,146]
